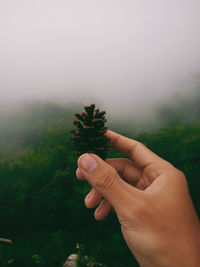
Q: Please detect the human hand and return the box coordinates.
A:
[76,130,200,267]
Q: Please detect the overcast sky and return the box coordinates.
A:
[0,0,200,115]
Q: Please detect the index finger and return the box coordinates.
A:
[106,130,164,168]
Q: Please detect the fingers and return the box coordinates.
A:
[106,158,142,186]
[94,199,112,220]
[85,188,112,220]
[106,130,164,168]
[78,153,141,214]
[84,188,102,208]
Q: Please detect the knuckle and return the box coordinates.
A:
[128,141,141,157]
[167,162,186,178]
[133,140,143,148]
[165,164,188,187]
[157,160,176,174]
[95,167,117,191]
[158,159,174,171]
[163,160,184,177]
[175,169,187,184]
[163,160,173,168]
[176,169,186,178]
[133,140,142,146]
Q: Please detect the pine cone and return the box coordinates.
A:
[70,104,110,160]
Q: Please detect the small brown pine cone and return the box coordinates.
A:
[70,104,110,160]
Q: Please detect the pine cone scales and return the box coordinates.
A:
[70,104,109,159]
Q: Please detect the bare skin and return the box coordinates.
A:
[77,130,200,267]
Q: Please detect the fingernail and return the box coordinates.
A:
[86,191,93,200]
[96,203,102,214]
[79,154,97,173]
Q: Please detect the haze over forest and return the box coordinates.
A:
[1,0,200,120]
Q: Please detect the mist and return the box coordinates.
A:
[1,0,200,118]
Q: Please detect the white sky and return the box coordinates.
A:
[0,0,200,115]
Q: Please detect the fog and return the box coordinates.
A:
[1,0,200,118]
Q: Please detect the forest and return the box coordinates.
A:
[0,91,199,266]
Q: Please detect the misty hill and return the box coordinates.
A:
[0,103,82,161]
[157,87,200,126]
[0,103,77,147]
[111,86,200,134]
[0,87,199,153]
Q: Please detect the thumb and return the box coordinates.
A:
[78,153,139,214]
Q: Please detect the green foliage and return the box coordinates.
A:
[0,105,199,266]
